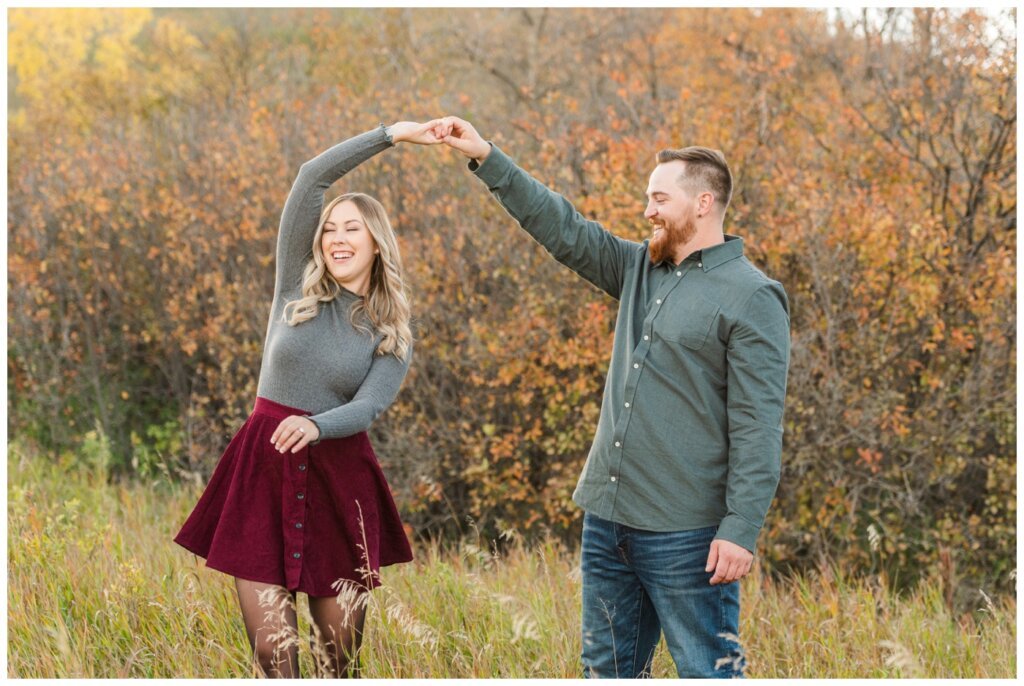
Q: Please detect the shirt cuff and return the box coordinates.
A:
[380,122,395,146]
[715,514,761,554]
[307,417,323,445]
[467,142,505,180]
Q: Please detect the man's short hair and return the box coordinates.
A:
[655,147,733,212]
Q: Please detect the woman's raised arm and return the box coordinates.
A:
[273,120,447,299]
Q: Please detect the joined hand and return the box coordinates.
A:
[433,116,490,162]
[389,119,449,145]
[391,116,490,162]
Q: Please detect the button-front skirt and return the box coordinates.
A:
[173,397,413,597]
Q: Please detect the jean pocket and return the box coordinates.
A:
[687,524,719,539]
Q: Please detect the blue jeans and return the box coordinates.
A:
[580,511,745,678]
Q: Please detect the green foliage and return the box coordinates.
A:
[130,419,182,481]
[78,426,115,477]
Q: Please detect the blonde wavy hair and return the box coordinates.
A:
[282,192,412,360]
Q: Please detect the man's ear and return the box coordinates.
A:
[698,191,716,217]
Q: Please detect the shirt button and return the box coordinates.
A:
[295,522,303,529]
[633,363,639,368]
[610,476,617,482]
[676,271,682,276]
[298,463,306,471]
[643,335,649,341]
[698,262,703,268]
[297,492,305,500]
[656,299,662,305]
[624,402,630,407]
[292,552,301,559]
[614,441,621,447]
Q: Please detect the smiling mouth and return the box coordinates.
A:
[331,251,354,263]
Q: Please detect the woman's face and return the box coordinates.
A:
[320,200,378,295]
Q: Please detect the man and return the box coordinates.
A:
[435,116,790,678]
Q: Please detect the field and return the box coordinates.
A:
[7,446,1016,678]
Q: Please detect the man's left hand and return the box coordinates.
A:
[705,538,753,585]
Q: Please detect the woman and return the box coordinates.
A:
[174,120,445,677]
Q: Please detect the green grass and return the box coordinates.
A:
[7,445,1016,678]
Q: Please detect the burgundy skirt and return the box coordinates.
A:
[173,397,413,597]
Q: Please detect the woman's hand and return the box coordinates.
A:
[435,116,490,162]
[389,119,451,146]
[271,415,320,454]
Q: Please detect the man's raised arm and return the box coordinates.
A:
[435,116,637,300]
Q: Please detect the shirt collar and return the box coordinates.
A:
[662,234,745,272]
[697,234,744,272]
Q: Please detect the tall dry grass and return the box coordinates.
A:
[7,443,1016,678]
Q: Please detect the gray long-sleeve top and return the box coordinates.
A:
[468,143,791,553]
[255,125,412,440]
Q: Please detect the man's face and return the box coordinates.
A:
[644,161,698,264]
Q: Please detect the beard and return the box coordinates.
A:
[649,216,697,264]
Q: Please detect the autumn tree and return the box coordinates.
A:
[7,8,1015,605]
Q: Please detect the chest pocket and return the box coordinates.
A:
[657,295,721,350]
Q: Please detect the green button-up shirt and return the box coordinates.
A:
[470,143,791,553]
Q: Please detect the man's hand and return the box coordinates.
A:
[270,415,320,454]
[389,119,448,146]
[705,538,754,585]
[435,115,490,162]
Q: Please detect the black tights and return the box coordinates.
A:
[234,577,368,678]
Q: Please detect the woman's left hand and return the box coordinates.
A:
[389,119,451,145]
[271,415,320,454]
